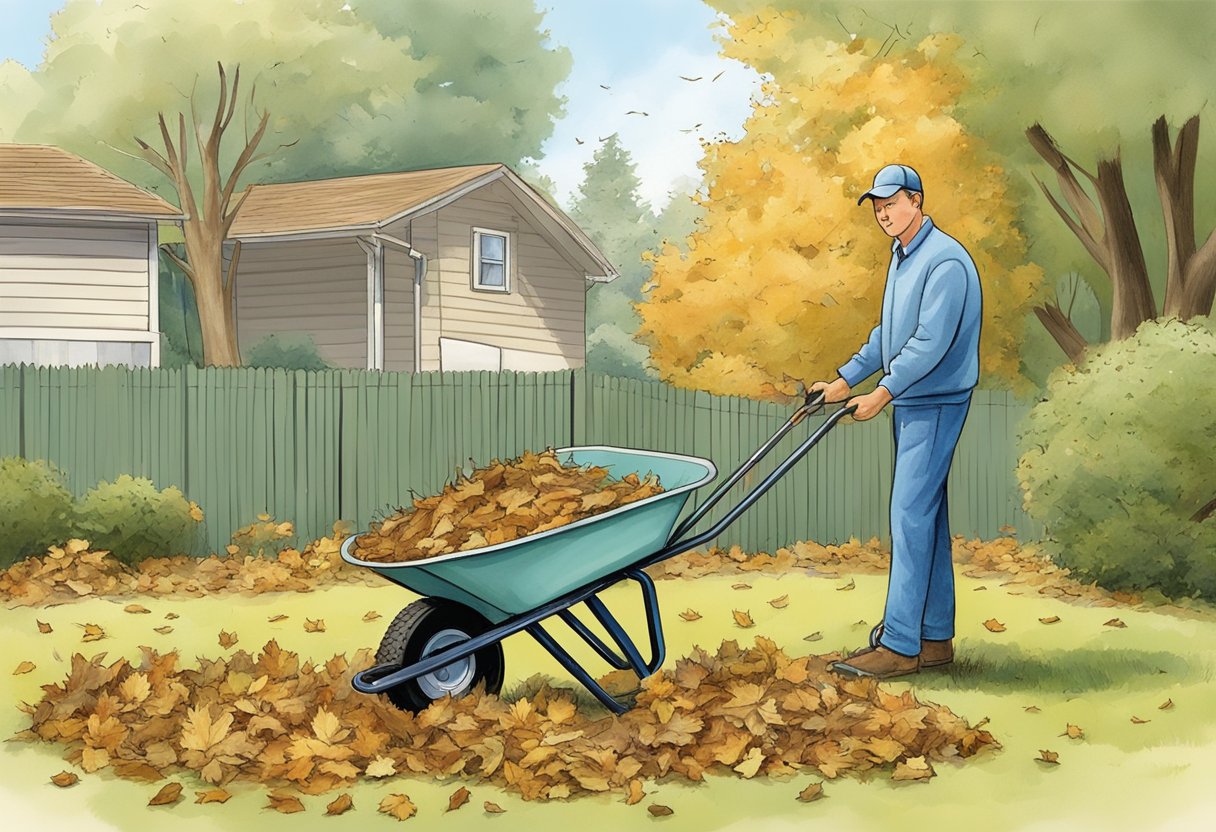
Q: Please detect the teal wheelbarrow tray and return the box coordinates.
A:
[341,391,855,715]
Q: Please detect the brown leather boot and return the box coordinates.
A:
[830,646,919,679]
[919,639,954,668]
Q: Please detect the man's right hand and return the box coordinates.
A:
[809,377,852,402]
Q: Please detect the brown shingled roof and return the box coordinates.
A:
[0,144,182,217]
[227,163,506,237]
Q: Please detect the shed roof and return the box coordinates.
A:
[0,144,182,218]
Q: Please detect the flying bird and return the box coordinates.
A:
[679,122,703,133]
[625,110,649,116]
[712,70,725,82]
[575,137,584,144]
[598,136,611,142]
[599,84,611,90]
[680,75,702,81]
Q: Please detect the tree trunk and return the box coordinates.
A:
[191,257,240,366]
[1033,302,1088,364]
[1094,155,1156,338]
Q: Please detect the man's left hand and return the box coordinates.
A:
[848,386,893,421]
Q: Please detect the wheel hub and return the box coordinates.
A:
[416,628,477,699]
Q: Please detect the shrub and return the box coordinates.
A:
[1017,316,1216,599]
[75,475,202,564]
[0,457,76,567]
[243,333,331,370]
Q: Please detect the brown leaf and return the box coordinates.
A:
[164,612,179,619]
[731,582,751,590]
[326,794,354,815]
[836,579,855,591]
[195,789,232,804]
[982,618,1006,633]
[484,801,505,814]
[125,604,152,614]
[1104,618,1127,628]
[891,756,934,781]
[51,771,79,787]
[797,782,825,802]
[79,623,105,642]
[732,610,754,628]
[379,793,417,821]
[268,793,306,814]
[1024,705,1041,713]
[803,631,823,642]
[1060,724,1084,739]
[154,626,174,635]
[768,595,789,609]
[678,609,702,622]
[1159,698,1174,710]
[218,630,239,649]
[1037,749,1060,765]
[304,618,326,633]
[365,756,396,778]
[448,786,470,811]
[37,620,53,634]
[362,611,382,622]
[13,660,35,675]
[973,586,988,591]
[149,782,183,806]
[267,614,288,623]
[1130,715,1150,724]
[1038,616,1060,624]
[648,804,674,817]
[625,778,645,805]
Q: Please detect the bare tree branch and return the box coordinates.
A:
[159,242,194,280]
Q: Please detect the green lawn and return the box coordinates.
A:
[2,569,1214,831]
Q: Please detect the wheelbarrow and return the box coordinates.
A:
[340,390,856,715]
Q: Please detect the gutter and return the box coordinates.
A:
[371,232,426,374]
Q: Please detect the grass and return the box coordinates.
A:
[2,569,1215,831]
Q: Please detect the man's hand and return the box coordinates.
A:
[809,377,852,402]
[848,386,893,421]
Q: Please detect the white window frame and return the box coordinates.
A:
[471,226,511,293]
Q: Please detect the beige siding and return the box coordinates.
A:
[397,178,586,371]
[0,221,150,329]
[234,238,367,369]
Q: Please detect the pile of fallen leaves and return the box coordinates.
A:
[16,636,996,803]
[0,523,378,607]
[352,449,663,563]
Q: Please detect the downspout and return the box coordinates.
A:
[371,232,425,374]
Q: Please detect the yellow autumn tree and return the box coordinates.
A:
[636,14,1044,398]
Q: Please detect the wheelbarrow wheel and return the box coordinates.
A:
[869,621,884,649]
[375,599,505,712]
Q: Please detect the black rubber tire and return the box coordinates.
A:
[869,621,885,649]
[374,599,505,712]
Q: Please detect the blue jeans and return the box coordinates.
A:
[879,398,971,657]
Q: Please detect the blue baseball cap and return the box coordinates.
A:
[857,164,923,205]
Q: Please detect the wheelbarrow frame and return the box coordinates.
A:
[345,391,855,715]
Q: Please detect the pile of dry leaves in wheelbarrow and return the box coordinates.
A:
[16,634,997,812]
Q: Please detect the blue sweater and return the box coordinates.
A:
[836,217,982,405]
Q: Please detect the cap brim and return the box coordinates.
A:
[856,184,905,205]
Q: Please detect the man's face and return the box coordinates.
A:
[871,189,922,238]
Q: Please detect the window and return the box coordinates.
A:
[472,228,510,292]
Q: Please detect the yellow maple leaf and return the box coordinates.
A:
[379,793,417,821]
[732,609,754,628]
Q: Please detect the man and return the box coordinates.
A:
[809,163,983,680]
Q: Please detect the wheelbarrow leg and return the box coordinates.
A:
[583,568,666,677]
[525,622,632,715]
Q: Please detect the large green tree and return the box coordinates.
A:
[0,0,571,364]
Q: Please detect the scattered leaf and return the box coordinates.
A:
[149,782,183,806]
[678,609,702,622]
[1038,616,1060,625]
[803,631,823,642]
[731,582,751,590]
[37,621,52,634]
[1024,706,1041,713]
[448,786,470,811]
[379,793,417,821]
[124,604,151,614]
[304,619,326,633]
[797,782,824,802]
[768,595,789,609]
[732,610,754,628]
[1104,618,1127,628]
[1060,724,1084,739]
[484,801,505,814]
[164,612,179,620]
[982,619,1006,633]
[973,586,988,591]
[13,660,35,675]
[362,611,381,622]
[1159,699,1174,710]
[153,626,174,635]
[268,793,305,814]
[648,804,674,816]
[218,631,239,649]
[837,579,855,591]
[51,771,79,787]
[1037,749,1059,765]
[625,778,645,805]
[326,794,354,815]
[79,623,105,642]
[1130,716,1150,724]
[195,789,232,804]
[891,756,934,781]
[267,614,288,623]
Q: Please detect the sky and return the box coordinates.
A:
[0,0,764,211]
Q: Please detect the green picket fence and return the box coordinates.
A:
[0,364,1040,557]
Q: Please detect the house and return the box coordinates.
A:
[0,144,183,368]
[226,163,618,372]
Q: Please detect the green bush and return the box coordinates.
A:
[1016,316,1216,599]
[75,475,201,564]
[243,332,331,370]
[0,457,76,567]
